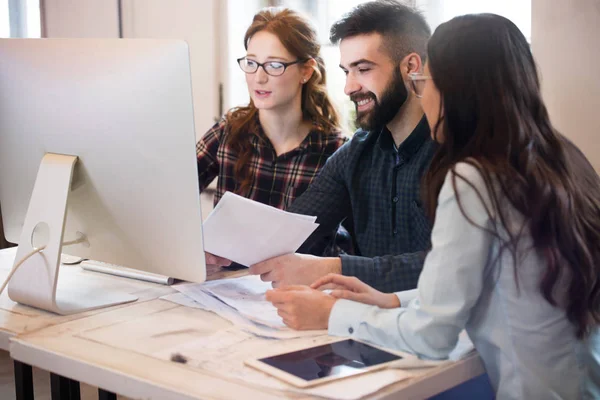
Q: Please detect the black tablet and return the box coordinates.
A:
[246,339,403,387]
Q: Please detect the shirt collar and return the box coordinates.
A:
[377,116,431,160]
[252,120,325,154]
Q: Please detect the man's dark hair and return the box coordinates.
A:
[330,0,431,63]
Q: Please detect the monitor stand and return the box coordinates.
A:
[7,153,137,315]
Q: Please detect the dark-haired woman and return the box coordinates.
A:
[266,13,600,399]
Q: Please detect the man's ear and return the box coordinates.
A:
[401,53,422,75]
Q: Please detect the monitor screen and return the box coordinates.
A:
[0,39,207,313]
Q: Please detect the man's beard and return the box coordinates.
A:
[352,68,408,132]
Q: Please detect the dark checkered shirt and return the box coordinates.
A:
[196,118,348,210]
[289,117,437,292]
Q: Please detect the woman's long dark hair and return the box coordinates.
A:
[424,14,600,338]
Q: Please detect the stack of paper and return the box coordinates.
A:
[164,275,324,339]
[200,275,286,328]
[202,191,318,266]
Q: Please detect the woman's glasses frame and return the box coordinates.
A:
[237,57,309,77]
[408,72,432,98]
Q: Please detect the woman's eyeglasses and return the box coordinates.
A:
[237,57,308,77]
[408,72,432,98]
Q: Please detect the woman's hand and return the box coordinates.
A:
[266,285,336,330]
[311,274,401,308]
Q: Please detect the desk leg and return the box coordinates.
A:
[50,373,80,400]
[14,361,34,400]
[98,389,117,400]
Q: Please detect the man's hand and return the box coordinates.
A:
[249,253,342,288]
[311,273,400,308]
[206,252,231,266]
[205,252,232,275]
[266,285,336,330]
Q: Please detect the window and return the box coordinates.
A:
[273,0,376,133]
[25,0,40,37]
[416,0,531,41]
[1,0,41,38]
[224,0,531,133]
[225,0,376,134]
[0,0,10,37]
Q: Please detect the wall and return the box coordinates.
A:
[416,0,531,40]
[121,0,220,138]
[41,0,220,140]
[224,0,262,111]
[41,0,119,37]
[415,0,445,31]
[532,0,600,171]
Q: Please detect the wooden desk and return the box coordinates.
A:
[0,247,176,399]
[0,248,175,351]
[10,297,485,400]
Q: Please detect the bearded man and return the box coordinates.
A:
[249,1,436,293]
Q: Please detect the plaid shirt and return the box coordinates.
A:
[196,118,348,210]
[289,118,437,292]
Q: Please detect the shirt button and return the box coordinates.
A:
[392,196,399,203]
[348,327,354,334]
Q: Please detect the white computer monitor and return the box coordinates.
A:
[0,38,206,314]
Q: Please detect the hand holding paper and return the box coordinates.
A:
[249,253,342,288]
[202,192,318,267]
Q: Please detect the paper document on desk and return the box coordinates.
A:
[200,275,285,328]
[170,275,324,339]
[202,191,318,266]
[161,292,280,335]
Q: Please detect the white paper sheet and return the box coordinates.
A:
[169,280,324,339]
[161,292,209,309]
[161,291,274,334]
[200,275,284,328]
[202,191,319,266]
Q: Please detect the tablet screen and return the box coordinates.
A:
[259,339,402,382]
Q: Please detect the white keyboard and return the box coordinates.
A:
[80,259,174,285]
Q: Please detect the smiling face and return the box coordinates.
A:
[339,33,408,131]
[244,30,310,113]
